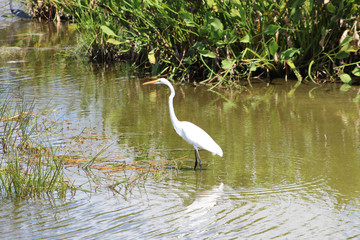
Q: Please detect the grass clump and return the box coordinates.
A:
[0,95,177,198]
[0,96,74,199]
[29,0,360,85]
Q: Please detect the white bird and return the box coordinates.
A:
[143,78,223,170]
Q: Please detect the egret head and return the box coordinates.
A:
[143,78,169,85]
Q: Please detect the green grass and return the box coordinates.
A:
[0,95,177,198]
[0,96,74,199]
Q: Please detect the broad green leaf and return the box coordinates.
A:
[192,41,205,51]
[179,11,196,27]
[335,51,349,60]
[280,48,300,60]
[205,0,215,7]
[199,50,216,58]
[249,63,257,72]
[106,38,122,45]
[340,36,353,47]
[240,34,250,43]
[184,19,196,27]
[216,40,227,46]
[352,66,360,76]
[326,2,336,14]
[151,62,160,76]
[238,5,246,23]
[264,24,280,35]
[339,73,352,84]
[269,38,278,56]
[221,59,235,70]
[230,8,240,18]
[148,49,156,64]
[100,25,118,37]
[209,18,223,32]
[183,56,193,64]
[290,8,302,23]
[178,11,192,20]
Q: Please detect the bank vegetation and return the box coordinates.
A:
[29,0,360,85]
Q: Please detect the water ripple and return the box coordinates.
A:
[0,176,359,239]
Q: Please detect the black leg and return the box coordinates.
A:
[194,148,202,171]
[194,149,198,170]
[198,150,202,171]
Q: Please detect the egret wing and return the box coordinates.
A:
[178,121,223,156]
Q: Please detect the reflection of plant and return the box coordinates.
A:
[107,159,179,196]
[30,0,360,84]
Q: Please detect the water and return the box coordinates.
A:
[1,9,360,239]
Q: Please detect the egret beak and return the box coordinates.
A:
[143,80,160,85]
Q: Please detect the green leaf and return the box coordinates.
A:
[264,24,280,35]
[100,25,118,37]
[205,0,215,7]
[179,11,196,27]
[280,48,300,60]
[230,8,240,18]
[209,18,223,32]
[148,49,156,64]
[335,51,349,60]
[286,60,302,82]
[184,19,196,27]
[183,56,193,65]
[269,38,278,56]
[106,38,122,45]
[339,73,352,84]
[221,59,235,70]
[199,50,216,58]
[326,2,336,14]
[352,66,360,76]
[240,34,250,43]
[249,63,257,72]
[178,11,192,20]
[192,41,205,51]
[151,62,160,76]
[340,36,353,47]
[290,9,302,23]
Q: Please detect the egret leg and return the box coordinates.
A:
[194,149,198,170]
[194,148,202,171]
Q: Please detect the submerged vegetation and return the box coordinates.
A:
[29,0,360,85]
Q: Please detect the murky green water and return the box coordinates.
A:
[1,8,360,239]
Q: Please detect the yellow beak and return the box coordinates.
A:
[143,80,160,85]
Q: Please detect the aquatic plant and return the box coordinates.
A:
[0,95,177,199]
[29,0,360,85]
[0,96,74,199]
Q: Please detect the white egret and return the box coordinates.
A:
[143,78,223,170]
